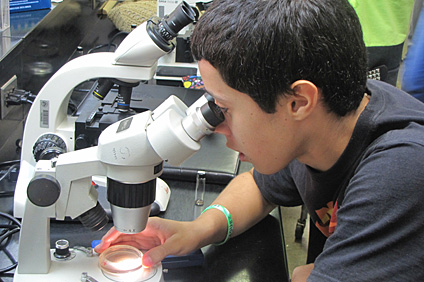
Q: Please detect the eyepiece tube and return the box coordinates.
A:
[147,1,197,52]
[182,100,225,141]
[162,1,197,39]
[201,101,225,127]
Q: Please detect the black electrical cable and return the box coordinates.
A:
[0,213,20,228]
[108,31,129,50]
[0,212,21,275]
[0,162,19,199]
[5,89,35,105]
[87,31,129,54]
[0,160,19,167]
[87,43,118,54]
[0,164,19,183]
[0,272,14,280]
[0,191,14,198]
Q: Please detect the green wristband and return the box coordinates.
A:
[202,204,233,245]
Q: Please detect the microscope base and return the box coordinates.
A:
[14,249,164,282]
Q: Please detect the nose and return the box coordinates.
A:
[214,120,230,136]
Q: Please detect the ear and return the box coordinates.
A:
[287,80,319,120]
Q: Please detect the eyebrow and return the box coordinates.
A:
[204,88,215,98]
[204,88,227,104]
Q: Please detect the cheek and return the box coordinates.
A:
[233,114,271,152]
[238,119,289,173]
[219,111,279,157]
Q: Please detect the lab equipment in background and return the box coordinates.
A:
[14,0,197,218]
[194,171,206,206]
[155,1,211,86]
[0,0,9,32]
[192,170,206,219]
[13,2,224,281]
[9,0,51,13]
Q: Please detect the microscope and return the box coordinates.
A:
[13,2,223,281]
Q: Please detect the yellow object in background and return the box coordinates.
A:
[107,0,157,32]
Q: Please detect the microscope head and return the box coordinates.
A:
[114,1,197,67]
[103,96,225,234]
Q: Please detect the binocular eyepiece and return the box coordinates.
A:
[148,1,198,52]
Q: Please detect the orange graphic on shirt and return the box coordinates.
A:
[314,201,338,237]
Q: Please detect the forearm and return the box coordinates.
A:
[193,169,276,246]
[292,264,314,282]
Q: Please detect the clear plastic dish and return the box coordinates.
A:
[98,245,157,281]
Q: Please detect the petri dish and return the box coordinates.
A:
[99,245,157,281]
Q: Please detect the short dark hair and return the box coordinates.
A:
[191,0,368,116]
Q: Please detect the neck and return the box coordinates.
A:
[299,94,370,171]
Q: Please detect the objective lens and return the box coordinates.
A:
[77,202,109,231]
[99,245,157,281]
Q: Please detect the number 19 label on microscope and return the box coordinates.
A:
[40,100,49,128]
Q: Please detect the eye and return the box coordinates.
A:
[218,106,229,114]
[206,92,229,115]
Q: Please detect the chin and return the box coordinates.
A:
[255,168,279,175]
[250,165,275,175]
[252,161,287,175]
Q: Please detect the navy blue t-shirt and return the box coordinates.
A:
[253,80,424,280]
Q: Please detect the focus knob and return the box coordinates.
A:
[27,174,60,207]
[75,134,90,150]
[33,134,67,161]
